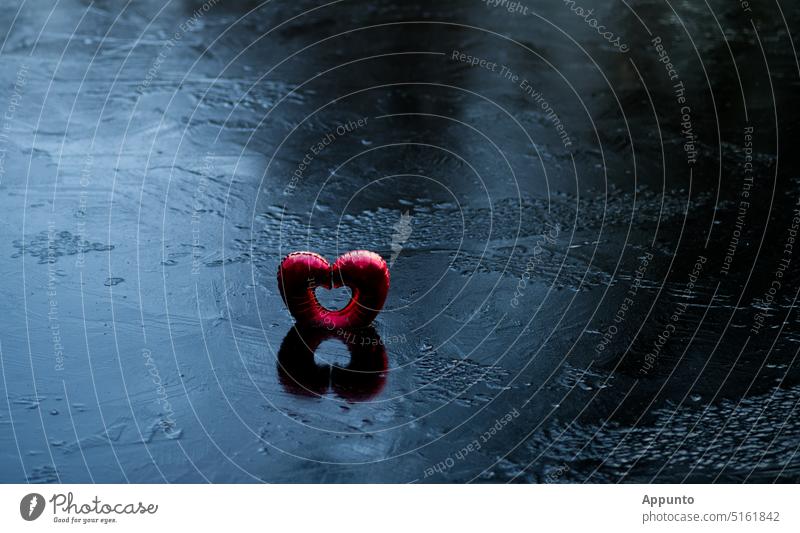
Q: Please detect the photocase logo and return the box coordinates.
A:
[389,210,413,267]
[20,493,45,521]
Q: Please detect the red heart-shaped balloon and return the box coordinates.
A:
[277,250,390,328]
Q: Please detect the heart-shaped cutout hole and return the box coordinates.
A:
[314,285,352,312]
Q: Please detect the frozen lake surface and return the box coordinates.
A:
[1,0,799,482]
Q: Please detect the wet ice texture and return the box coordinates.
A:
[1,0,799,483]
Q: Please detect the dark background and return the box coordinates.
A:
[0,0,799,482]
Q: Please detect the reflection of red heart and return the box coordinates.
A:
[277,326,388,401]
[277,250,390,328]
